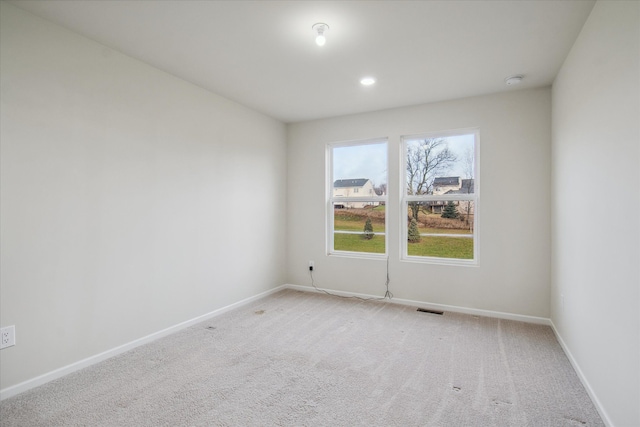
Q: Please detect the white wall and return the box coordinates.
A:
[0,3,286,391]
[551,1,640,426]
[287,88,552,318]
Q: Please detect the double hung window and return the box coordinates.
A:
[328,140,388,256]
[402,130,479,264]
[326,131,477,264]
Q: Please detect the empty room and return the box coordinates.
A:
[0,1,638,426]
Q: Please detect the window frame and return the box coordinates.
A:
[327,138,389,258]
[400,128,480,266]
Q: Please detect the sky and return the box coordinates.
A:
[333,142,388,187]
[332,134,475,187]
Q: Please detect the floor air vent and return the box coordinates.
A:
[417,308,444,315]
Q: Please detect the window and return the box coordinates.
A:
[402,130,478,264]
[328,140,388,256]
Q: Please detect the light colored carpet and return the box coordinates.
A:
[1,289,603,426]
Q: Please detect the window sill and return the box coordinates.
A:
[401,255,478,267]
[329,251,388,260]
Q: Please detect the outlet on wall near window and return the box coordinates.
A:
[1,325,16,349]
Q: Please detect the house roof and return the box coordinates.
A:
[433,177,460,186]
[334,179,370,188]
[446,179,475,194]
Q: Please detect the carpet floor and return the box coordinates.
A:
[0,289,603,426]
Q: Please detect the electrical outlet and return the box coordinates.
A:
[308,260,314,271]
[1,325,15,349]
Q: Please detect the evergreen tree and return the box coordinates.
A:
[408,218,421,243]
[441,201,459,219]
[363,217,374,240]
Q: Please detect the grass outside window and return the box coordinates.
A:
[333,206,385,254]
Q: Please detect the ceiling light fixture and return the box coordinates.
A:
[312,23,329,46]
[505,75,524,85]
[360,77,376,86]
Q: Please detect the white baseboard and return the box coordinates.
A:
[4,281,598,425]
[285,283,551,325]
[549,320,613,427]
[0,285,287,401]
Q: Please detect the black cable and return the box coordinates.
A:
[309,257,393,301]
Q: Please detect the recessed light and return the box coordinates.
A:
[505,75,524,85]
[360,77,376,86]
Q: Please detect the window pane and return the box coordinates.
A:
[407,201,474,259]
[330,140,387,255]
[334,204,385,254]
[333,143,387,191]
[405,135,475,196]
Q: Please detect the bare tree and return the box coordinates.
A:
[461,146,474,230]
[374,183,387,196]
[462,146,474,180]
[406,138,457,221]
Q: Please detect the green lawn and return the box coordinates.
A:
[408,236,473,259]
[334,232,472,259]
[418,227,471,235]
[333,206,472,258]
[334,233,385,254]
[334,218,385,232]
[334,219,468,235]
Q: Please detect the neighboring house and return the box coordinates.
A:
[333,178,378,208]
[446,178,474,195]
[427,177,475,214]
[432,176,462,195]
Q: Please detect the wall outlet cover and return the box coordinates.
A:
[1,325,16,349]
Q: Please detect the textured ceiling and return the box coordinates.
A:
[11,0,595,123]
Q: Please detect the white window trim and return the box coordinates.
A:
[400,128,480,266]
[327,138,389,258]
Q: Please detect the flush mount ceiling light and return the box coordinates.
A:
[312,23,329,46]
[505,75,524,85]
[360,77,376,86]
